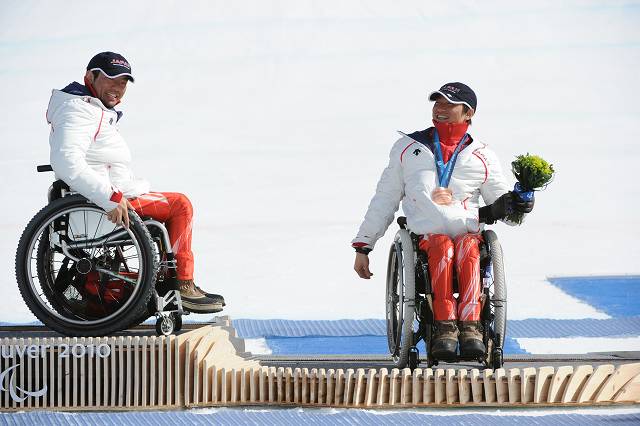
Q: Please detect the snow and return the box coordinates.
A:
[244,338,272,355]
[0,1,638,323]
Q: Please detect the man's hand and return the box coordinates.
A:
[354,253,373,279]
[513,191,535,213]
[479,191,535,224]
[106,198,133,228]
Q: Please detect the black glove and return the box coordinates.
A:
[479,191,535,224]
[513,190,535,214]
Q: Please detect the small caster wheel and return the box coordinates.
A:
[428,355,439,367]
[408,347,419,370]
[172,312,183,332]
[491,349,503,370]
[155,315,175,336]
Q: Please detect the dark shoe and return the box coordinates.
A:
[178,280,223,314]
[195,285,226,306]
[458,321,486,358]
[430,320,459,360]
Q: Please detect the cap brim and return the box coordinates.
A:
[90,68,135,83]
[428,90,472,110]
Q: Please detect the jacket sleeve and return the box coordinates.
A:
[49,99,122,211]
[352,139,405,250]
[477,146,523,225]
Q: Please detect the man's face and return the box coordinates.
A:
[432,95,474,124]
[86,71,128,108]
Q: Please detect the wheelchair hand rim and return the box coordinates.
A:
[24,205,148,326]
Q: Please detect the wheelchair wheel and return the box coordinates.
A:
[15,195,159,336]
[386,229,418,369]
[483,230,507,368]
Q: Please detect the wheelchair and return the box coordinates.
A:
[14,165,187,337]
[386,217,506,370]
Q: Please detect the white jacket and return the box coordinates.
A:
[352,130,514,249]
[47,89,150,211]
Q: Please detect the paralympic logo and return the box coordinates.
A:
[0,363,47,403]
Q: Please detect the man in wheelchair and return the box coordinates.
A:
[45,51,225,314]
[352,83,533,361]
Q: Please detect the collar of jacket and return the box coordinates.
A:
[60,80,124,122]
[404,127,474,153]
[433,120,469,146]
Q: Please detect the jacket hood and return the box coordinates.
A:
[61,81,92,96]
[47,82,123,122]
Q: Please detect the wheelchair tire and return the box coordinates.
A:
[386,229,417,369]
[15,195,159,336]
[156,315,175,336]
[484,230,507,359]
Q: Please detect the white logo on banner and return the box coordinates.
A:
[0,364,47,402]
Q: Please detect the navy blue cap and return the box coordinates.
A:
[87,52,134,82]
[429,82,477,111]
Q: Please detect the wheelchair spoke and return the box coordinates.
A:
[89,213,106,259]
[67,215,79,243]
[22,202,150,327]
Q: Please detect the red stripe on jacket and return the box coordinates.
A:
[94,110,104,141]
[472,151,488,183]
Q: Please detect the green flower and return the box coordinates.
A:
[506,153,555,224]
[511,154,555,191]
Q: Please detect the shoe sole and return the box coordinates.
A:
[203,295,226,306]
[181,300,224,314]
[459,349,486,358]
[430,350,458,361]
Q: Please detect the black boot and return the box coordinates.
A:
[178,280,224,314]
[458,321,486,358]
[430,320,459,360]
[195,285,226,306]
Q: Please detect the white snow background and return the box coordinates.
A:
[0,1,638,323]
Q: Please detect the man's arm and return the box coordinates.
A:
[351,138,406,252]
[477,147,533,225]
[352,139,406,279]
[49,99,122,212]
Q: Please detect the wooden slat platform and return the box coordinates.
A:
[0,319,638,410]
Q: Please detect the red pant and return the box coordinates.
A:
[129,192,194,280]
[418,233,482,321]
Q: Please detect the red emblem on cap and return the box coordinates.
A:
[110,59,131,69]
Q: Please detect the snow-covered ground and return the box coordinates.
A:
[1,1,639,323]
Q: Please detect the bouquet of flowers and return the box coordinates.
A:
[507,153,555,224]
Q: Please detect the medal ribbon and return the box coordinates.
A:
[433,130,469,188]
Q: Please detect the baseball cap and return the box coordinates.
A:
[428,82,476,111]
[86,52,134,82]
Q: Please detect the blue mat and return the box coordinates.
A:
[1,409,639,425]
[265,335,527,355]
[235,317,640,339]
[548,275,640,317]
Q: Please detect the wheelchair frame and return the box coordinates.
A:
[386,217,506,370]
[15,165,186,336]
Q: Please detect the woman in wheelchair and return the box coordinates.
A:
[353,82,533,362]
[44,52,225,314]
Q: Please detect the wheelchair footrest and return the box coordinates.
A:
[155,289,185,315]
[156,278,180,296]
